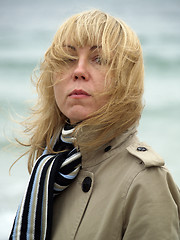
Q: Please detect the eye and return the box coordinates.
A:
[63,57,77,64]
[93,55,102,65]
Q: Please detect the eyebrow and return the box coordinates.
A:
[64,45,102,52]
[90,45,102,51]
[66,45,76,51]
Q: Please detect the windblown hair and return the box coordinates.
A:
[19,10,144,173]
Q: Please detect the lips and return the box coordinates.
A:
[69,89,90,97]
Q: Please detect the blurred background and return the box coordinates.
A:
[0,0,180,238]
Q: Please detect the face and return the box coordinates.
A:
[53,45,108,124]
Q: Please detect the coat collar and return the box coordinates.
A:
[80,124,137,168]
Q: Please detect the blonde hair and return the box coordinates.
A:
[18,9,144,173]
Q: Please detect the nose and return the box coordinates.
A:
[73,58,89,81]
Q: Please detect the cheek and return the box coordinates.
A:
[53,72,68,106]
[53,84,64,109]
[94,74,107,97]
[96,94,108,110]
[95,79,110,108]
[95,71,107,89]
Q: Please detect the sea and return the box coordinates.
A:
[0,0,180,238]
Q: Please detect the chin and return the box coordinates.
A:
[64,107,93,124]
[68,114,88,124]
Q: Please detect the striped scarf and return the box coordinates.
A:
[9,123,82,240]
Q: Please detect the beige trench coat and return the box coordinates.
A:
[52,128,180,240]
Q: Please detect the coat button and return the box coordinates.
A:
[137,147,147,152]
[104,146,112,152]
[82,177,92,192]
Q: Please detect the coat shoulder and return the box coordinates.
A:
[126,138,164,167]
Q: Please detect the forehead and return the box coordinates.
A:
[59,22,104,49]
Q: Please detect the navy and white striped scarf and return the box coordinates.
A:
[9,123,82,240]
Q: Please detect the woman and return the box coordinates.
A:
[10,10,180,240]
